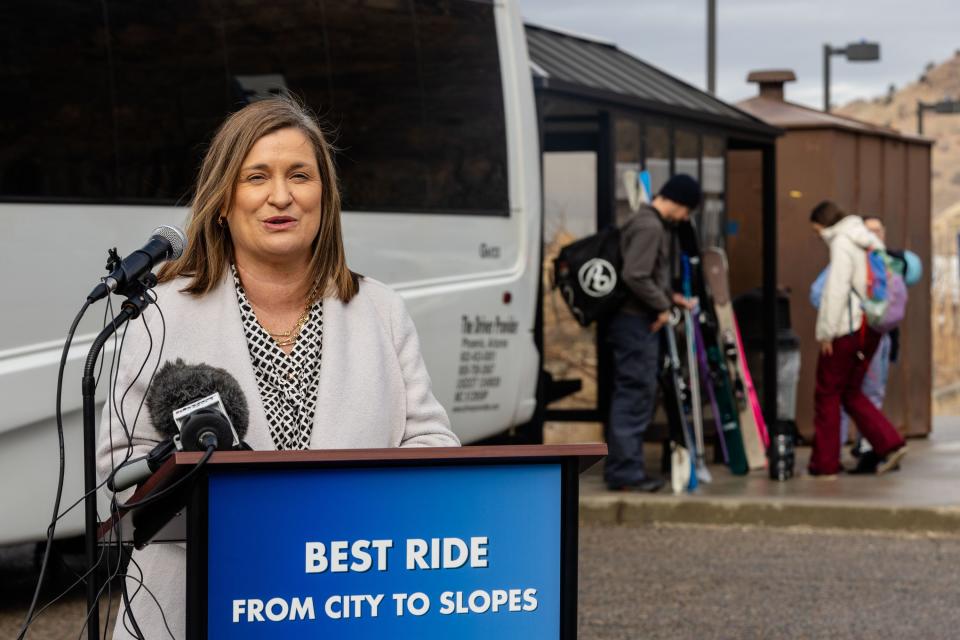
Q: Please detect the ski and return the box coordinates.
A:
[662,311,698,493]
[692,304,729,465]
[682,255,711,483]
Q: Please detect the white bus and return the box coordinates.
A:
[0,0,541,545]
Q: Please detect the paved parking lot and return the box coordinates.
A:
[577,523,960,639]
[5,523,960,639]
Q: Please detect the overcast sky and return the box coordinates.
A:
[519,0,960,109]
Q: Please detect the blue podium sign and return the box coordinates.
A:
[201,463,562,639]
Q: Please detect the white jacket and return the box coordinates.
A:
[97,270,459,639]
[815,215,884,342]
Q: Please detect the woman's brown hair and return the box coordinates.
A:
[158,96,357,303]
[809,200,849,228]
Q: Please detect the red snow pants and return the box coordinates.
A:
[809,326,905,475]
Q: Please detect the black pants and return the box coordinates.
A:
[604,311,661,487]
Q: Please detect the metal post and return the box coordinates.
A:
[761,143,778,430]
[823,44,832,112]
[707,0,716,94]
[917,100,925,135]
[596,111,615,427]
[82,374,100,640]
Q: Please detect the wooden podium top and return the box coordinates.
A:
[171,443,606,470]
[100,443,606,543]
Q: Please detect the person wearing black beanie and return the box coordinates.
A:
[604,173,701,493]
[658,174,703,210]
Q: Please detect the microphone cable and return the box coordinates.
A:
[15,300,90,640]
[100,444,215,640]
[18,290,167,638]
[98,292,167,640]
[94,294,187,640]
[15,299,121,635]
[73,293,169,640]
[117,554,177,640]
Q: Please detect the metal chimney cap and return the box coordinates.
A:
[747,70,797,84]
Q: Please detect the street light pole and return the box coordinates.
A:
[822,41,881,112]
[707,0,716,94]
[823,44,832,112]
[917,98,960,134]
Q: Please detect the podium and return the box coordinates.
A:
[106,444,605,639]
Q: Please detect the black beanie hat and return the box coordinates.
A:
[658,174,702,209]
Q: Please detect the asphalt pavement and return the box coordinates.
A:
[4,523,960,639]
[577,523,960,639]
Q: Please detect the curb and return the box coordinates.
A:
[580,495,960,534]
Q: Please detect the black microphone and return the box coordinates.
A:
[108,359,250,492]
[87,225,187,302]
[107,439,177,492]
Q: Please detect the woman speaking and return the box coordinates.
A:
[96,97,459,638]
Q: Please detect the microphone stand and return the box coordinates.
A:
[81,275,156,640]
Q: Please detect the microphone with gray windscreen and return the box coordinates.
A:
[108,359,250,492]
[87,224,187,302]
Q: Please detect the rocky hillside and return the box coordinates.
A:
[837,51,960,217]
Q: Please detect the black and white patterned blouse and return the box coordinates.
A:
[232,265,323,450]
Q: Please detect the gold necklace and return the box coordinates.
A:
[243,276,320,348]
[248,299,311,347]
[268,308,311,347]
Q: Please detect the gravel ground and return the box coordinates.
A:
[4,524,960,638]
[0,542,119,639]
[578,523,960,639]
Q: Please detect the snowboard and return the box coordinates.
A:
[702,247,767,471]
[662,311,698,494]
[733,318,770,450]
[676,221,748,475]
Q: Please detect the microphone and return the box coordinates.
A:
[108,439,177,493]
[108,359,249,492]
[87,225,187,302]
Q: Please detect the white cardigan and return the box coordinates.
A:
[96,269,458,639]
[815,216,884,342]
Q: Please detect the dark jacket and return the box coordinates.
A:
[619,202,673,316]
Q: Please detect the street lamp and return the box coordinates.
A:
[823,40,881,112]
[917,98,960,134]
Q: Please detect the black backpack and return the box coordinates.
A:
[552,226,626,327]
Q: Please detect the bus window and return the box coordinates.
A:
[220,0,509,214]
[107,0,231,203]
[1,0,509,216]
[0,1,113,200]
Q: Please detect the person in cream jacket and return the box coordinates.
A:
[808,201,906,478]
[97,97,459,639]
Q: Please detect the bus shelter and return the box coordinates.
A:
[526,24,782,440]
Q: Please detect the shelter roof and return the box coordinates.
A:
[737,96,932,145]
[525,23,779,139]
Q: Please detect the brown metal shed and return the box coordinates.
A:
[731,70,932,441]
